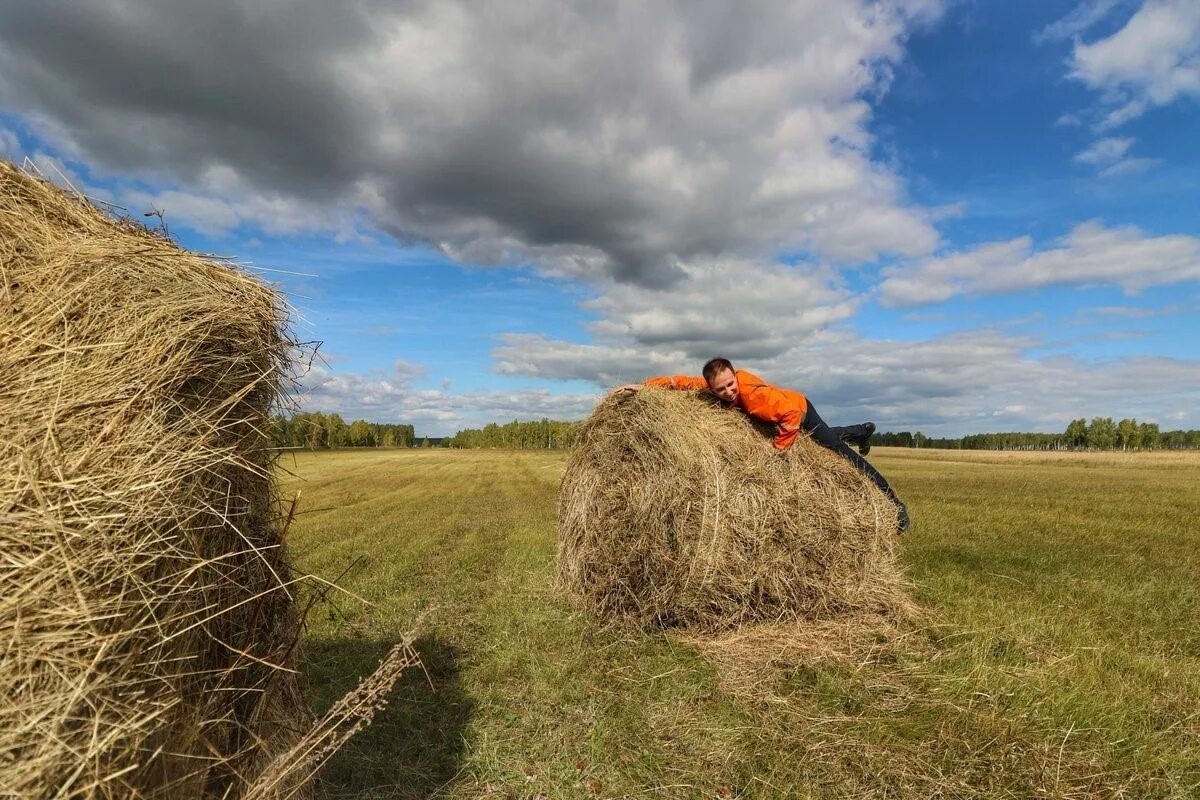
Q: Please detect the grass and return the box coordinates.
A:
[280,447,1200,799]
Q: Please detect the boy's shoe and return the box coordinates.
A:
[859,421,876,455]
[895,499,910,534]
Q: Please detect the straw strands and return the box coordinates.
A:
[557,389,909,631]
[0,159,387,799]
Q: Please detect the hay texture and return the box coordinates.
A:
[557,389,907,631]
[0,160,308,799]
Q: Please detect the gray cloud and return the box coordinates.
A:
[0,0,941,285]
[580,258,858,359]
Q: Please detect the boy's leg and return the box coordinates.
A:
[802,404,908,531]
[833,422,870,441]
[832,421,875,454]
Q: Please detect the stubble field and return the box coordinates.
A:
[280,447,1200,799]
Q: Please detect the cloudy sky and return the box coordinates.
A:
[2,0,1197,436]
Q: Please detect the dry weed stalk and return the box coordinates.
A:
[244,640,423,800]
[557,389,909,631]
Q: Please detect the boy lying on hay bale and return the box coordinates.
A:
[557,361,907,632]
[620,357,909,533]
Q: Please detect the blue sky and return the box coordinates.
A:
[1,0,1197,436]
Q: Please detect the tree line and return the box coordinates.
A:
[273,411,1200,452]
[448,419,577,449]
[271,412,416,449]
[874,417,1200,451]
[445,416,1200,451]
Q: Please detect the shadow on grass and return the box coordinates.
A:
[302,634,473,799]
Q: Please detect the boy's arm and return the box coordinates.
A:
[644,375,708,390]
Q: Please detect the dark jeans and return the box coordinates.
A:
[802,402,897,500]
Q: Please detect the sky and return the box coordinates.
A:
[1,0,1197,437]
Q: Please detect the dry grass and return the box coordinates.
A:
[557,389,908,631]
[871,445,1200,466]
[281,448,1200,798]
[673,614,918,697]
[0,160,411,799]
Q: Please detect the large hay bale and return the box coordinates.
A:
[557,389,907,630]
[0,161,309,798]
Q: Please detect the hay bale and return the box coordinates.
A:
[557,389,908,630]
[0,160,308,798]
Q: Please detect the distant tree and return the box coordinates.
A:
[1087,416,1117,450]
[324,413,347,448]
[913,431,927,449]
[305,412,326,449]
[1138,422,1160,451]
[348,419,374,447]
[1116,418,1139,451]
[1065,418,1088,450]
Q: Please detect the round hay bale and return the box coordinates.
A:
[0,161,308,799]
[557,388,907,630]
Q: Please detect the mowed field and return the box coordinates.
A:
[280,447,1200,799]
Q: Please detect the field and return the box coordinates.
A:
[280,447,1200,799]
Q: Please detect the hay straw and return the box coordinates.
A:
[0,159,324,798]
[557,389,908,631]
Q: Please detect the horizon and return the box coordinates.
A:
[279,407,1197,443]
[2,0,1197,437]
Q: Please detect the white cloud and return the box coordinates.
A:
[1036,0,1131,43]
[1083,303,1179,318]
[122,188,239,236]
[1097,155,1160,176]
[878,221,1200,306]
[492,326,1200,435]
[1074,136,1135,165]
[115,164,366,239]
[490,254,861,387]
[1069,0,1200,128]
[1073,136,1160,177]
[297,361,599,434]
[0,126,18,156]
[494,335,693,388]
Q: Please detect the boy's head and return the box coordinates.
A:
[702,357,738,403]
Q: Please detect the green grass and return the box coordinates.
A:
[280,448,1200,799]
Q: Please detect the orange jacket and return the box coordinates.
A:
[645,369,808,449]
